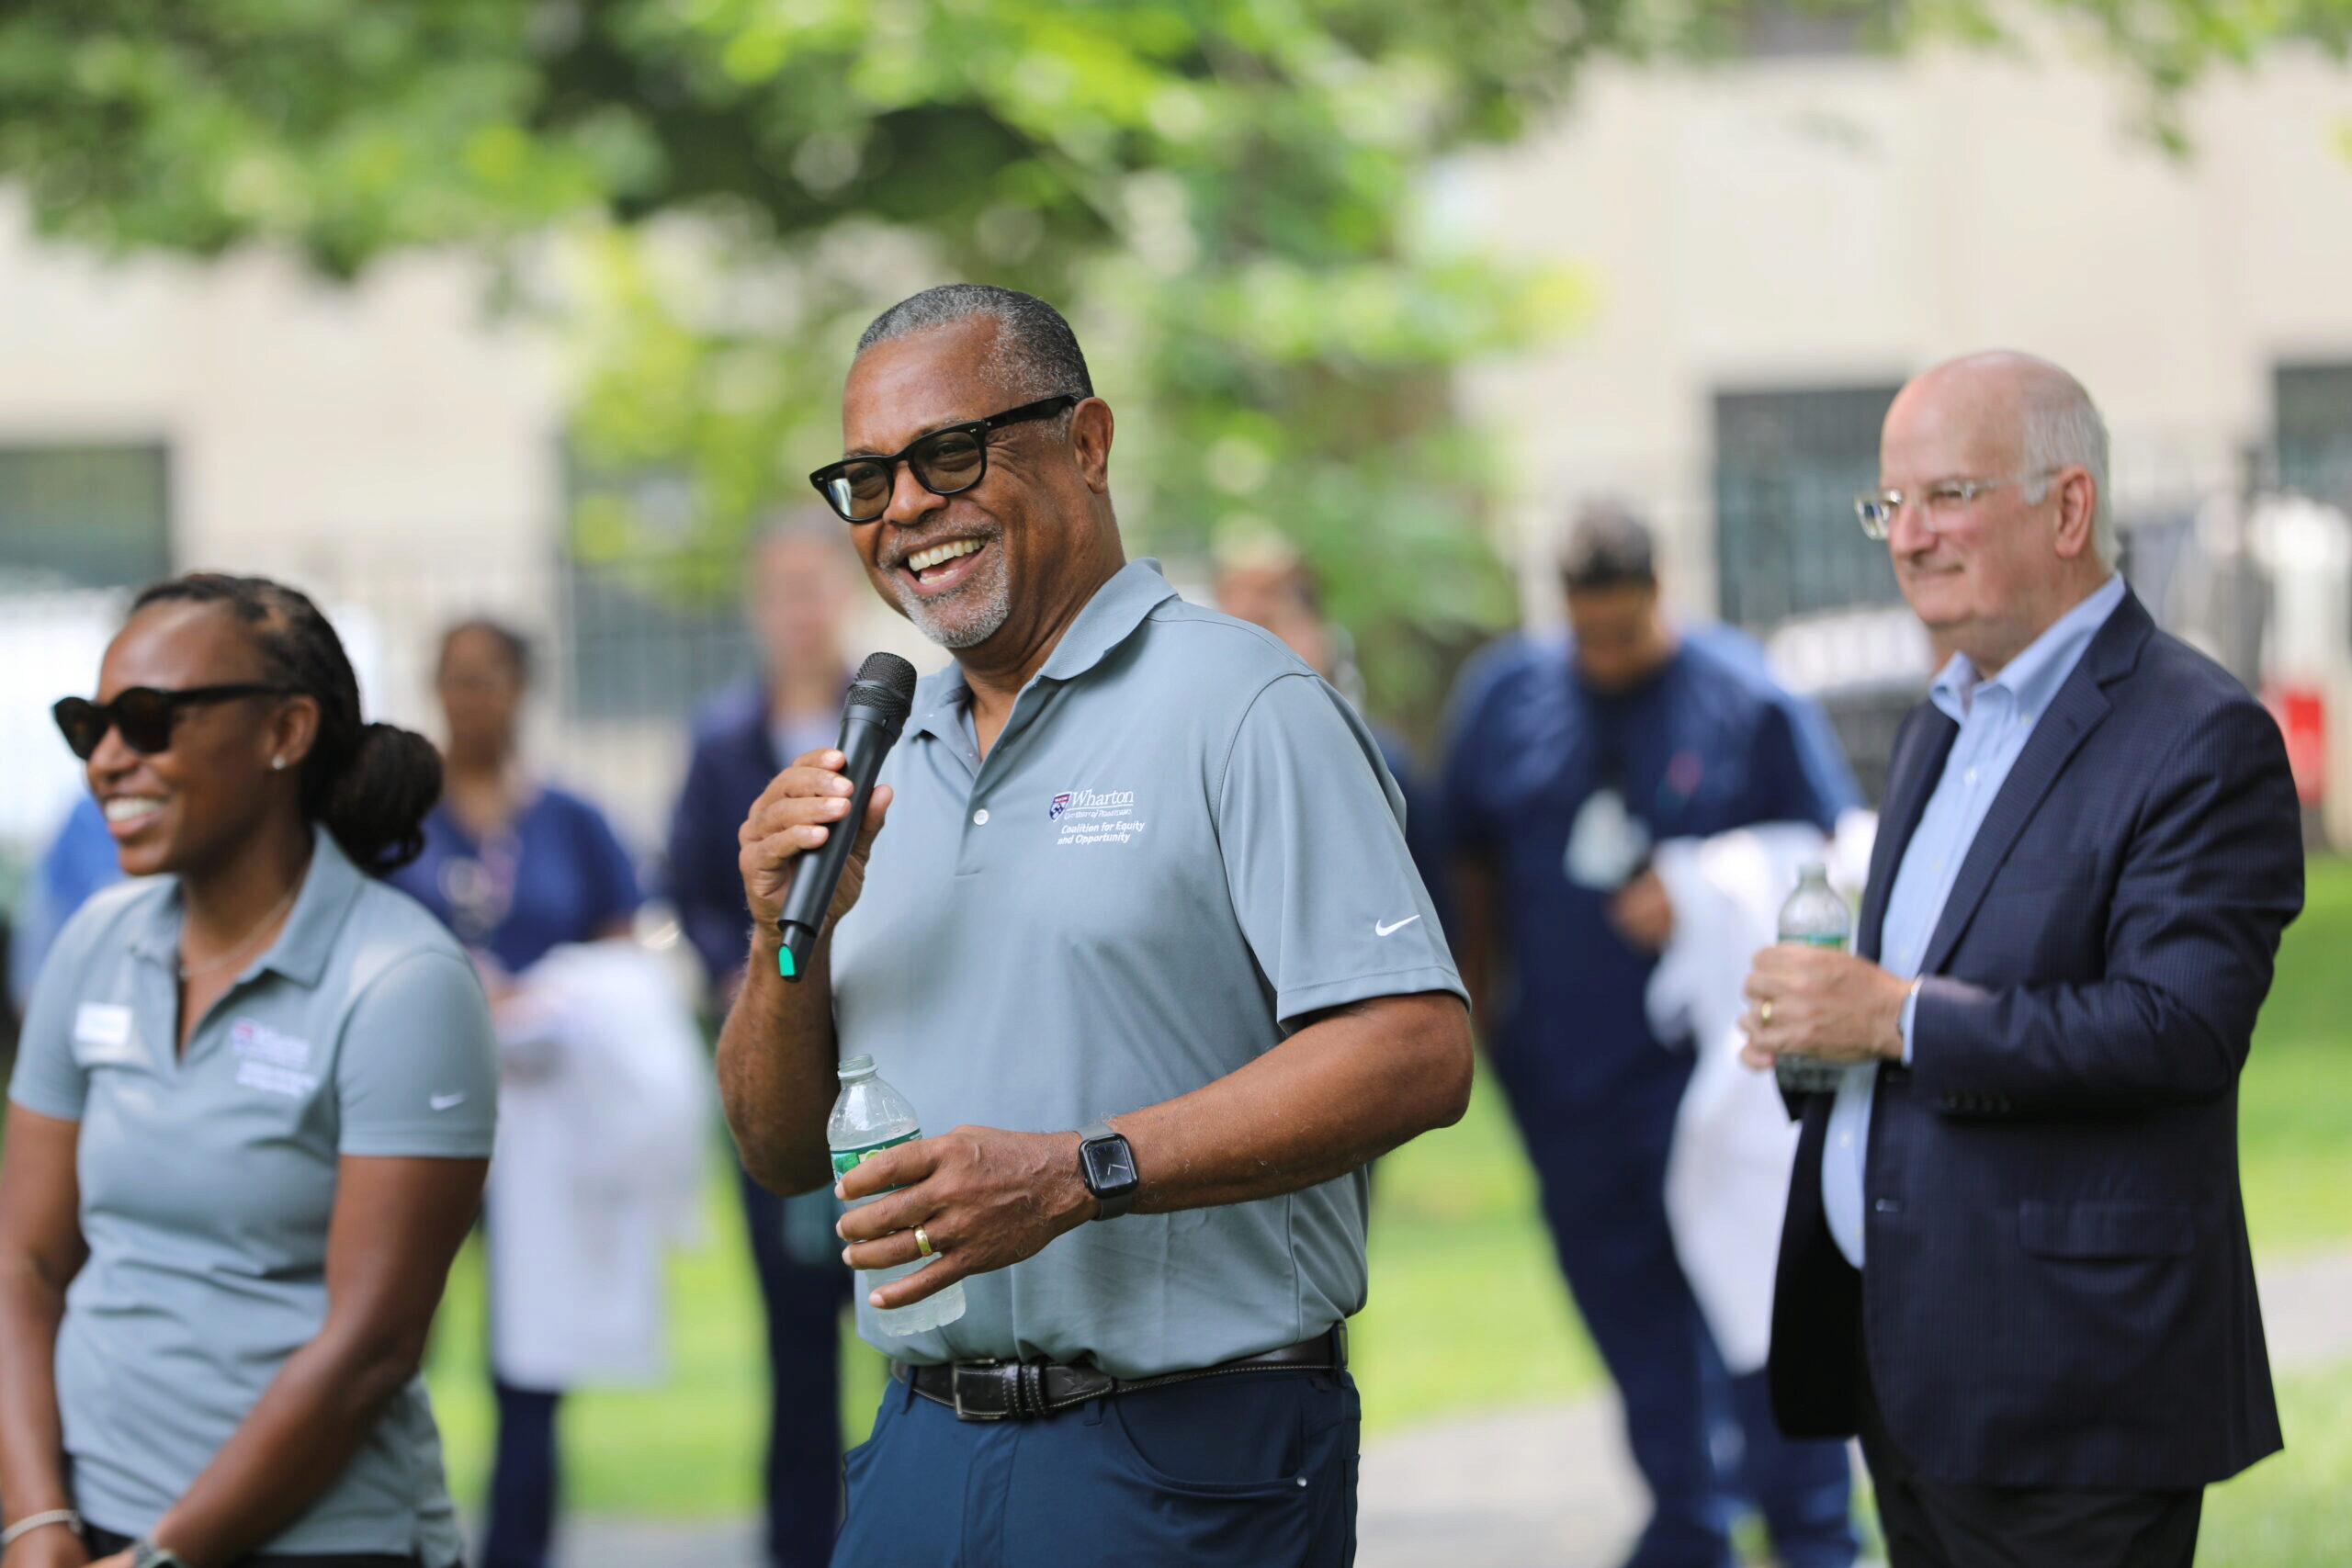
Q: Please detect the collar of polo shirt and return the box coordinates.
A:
[126,824,367,987]
[907,558,1181,742]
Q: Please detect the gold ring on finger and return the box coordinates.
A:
[1760,999,1774,1026]
[914,1225,935,1258]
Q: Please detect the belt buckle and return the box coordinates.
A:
[950,1359,1017,1421]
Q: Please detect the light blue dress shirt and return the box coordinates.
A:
[1823,572,2128,1267]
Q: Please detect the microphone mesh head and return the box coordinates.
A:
[850,651,920,718]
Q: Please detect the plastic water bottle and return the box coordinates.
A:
[1773,863,1853,1097]
[827,1055,967,1337]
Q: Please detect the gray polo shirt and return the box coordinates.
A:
[9,826,497,1562]
[831,559,1464,1378]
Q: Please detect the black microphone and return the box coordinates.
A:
[775,651,919,981]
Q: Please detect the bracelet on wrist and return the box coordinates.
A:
[0,1510,82,1551]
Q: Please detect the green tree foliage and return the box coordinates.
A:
[2,1,2345,710]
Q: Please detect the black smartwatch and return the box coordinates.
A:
[1076,1121,1140,1221]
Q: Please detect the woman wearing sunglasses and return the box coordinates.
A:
[0,574,497,1568]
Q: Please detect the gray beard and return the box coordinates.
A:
[891,568,1013,650]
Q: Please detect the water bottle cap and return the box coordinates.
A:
[837,1054,876,1079]
[1798,861,1828,879]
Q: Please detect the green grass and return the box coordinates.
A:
[2203,1359,2352,1565]
[420,858,2352,1522]
[421,1168,890,1517]
[2236,858,2352,1253]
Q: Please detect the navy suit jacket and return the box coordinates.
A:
[1768,590,2304,1490]
[667,679,796,990]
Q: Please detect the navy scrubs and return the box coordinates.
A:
[1442,632,1858,1568]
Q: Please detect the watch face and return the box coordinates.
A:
[1086,1138,1137,1192]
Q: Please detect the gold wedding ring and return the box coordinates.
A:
[914,1225,935,1258]
[1760,999,1774,1026]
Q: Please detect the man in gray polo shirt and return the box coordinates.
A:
[717,284,1471,1566]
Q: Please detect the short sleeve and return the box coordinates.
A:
[1778,689,1864,818]
[1216,673,1467,1026]
[7,931,91,1122]
[335,952,499,1157]
[572,797,643,934]
[1748,700,1841,834]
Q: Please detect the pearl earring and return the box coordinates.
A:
[271,757,286,772]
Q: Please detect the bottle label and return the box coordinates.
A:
[1783,933,1847,950]
[831,1129,919,1182]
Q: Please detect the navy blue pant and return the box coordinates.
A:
[832,1368,1359,1567]
[480,1168,850,1568]
[1516,1071,1856,1568]
[481,1378,560,1568]
[738,1164,857,1568]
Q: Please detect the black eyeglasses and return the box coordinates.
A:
[52,684,292,761]
[808,395,1080,524]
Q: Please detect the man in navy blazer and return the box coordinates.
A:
[1736,352,2303,1566]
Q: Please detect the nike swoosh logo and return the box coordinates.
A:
[430,1092,468,1111]
[1374,916,1421,937]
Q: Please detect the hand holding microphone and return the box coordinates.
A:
[737,653,918,980]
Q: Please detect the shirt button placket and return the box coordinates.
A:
[956,798,990,878]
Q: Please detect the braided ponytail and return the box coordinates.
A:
[130,574,443,874]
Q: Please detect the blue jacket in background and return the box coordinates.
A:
[9,795,124,1013]
[667,679,794,990]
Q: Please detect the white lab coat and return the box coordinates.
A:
[485,941,711,1389]
[1645,811,1876,1374]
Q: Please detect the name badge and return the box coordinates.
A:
[73,1003,146,1067]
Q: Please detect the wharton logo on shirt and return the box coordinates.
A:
[1050,786,1147,846]
[231,1017,321,1099]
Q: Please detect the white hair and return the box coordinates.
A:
[2018,367,2114,565]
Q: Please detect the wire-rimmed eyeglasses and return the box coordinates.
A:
[1855,468,2061,540]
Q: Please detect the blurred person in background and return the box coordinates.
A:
[1213,540,1451,930]
[663,518,859,1568]
[385,621,642,1568]
[1441,505,1860,1568]
[1744,353,2303,1568]
[8,798,123,1020]
[0,573,494,1568]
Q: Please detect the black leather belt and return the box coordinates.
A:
[891,1326,1346,1422]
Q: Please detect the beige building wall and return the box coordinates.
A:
[1458,40,2352,629]
[0,199,922,852]
[0,200,564,591]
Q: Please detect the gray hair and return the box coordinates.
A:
[2018,367,2114,565]
[855,285,1093,415]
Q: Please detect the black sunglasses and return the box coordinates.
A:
[52,684,292,761]
[808,395,1080,524]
